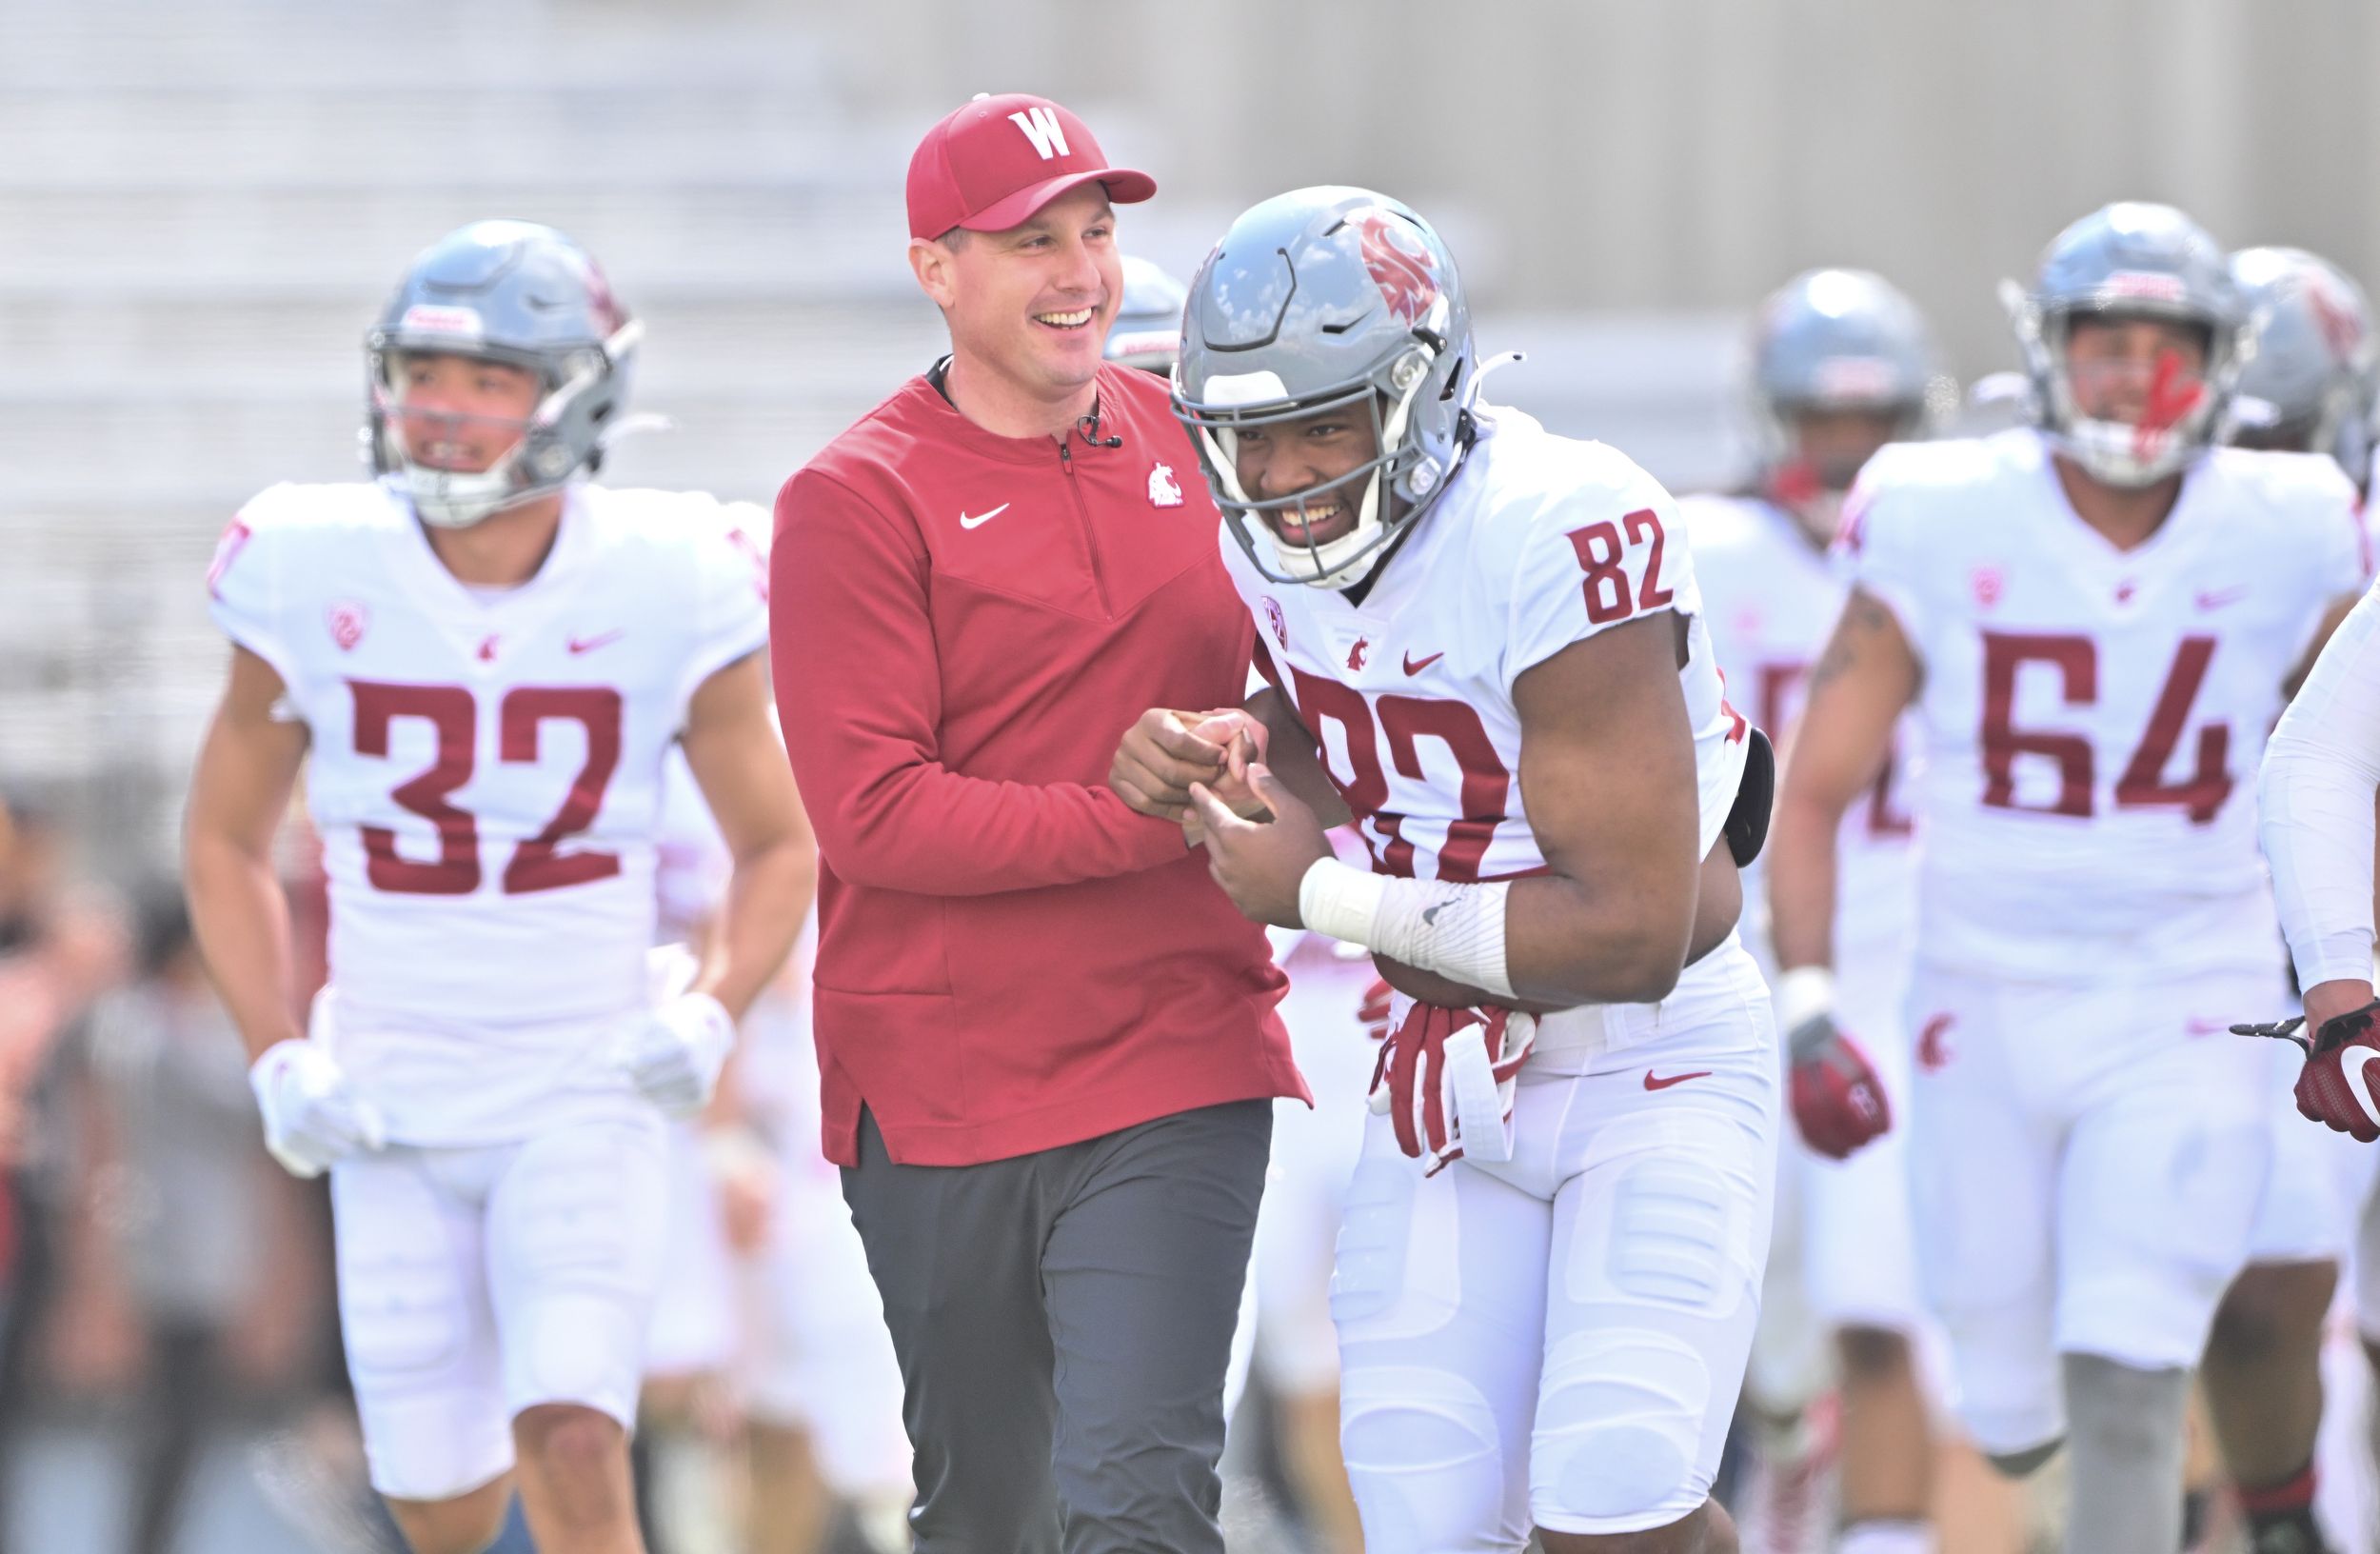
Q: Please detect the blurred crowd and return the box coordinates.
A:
[0,787,338,1552]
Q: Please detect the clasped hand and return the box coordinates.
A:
[1110,707,1330,926]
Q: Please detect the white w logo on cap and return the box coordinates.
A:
[1008,106,1070,161]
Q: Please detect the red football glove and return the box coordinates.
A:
[2235,1003,2380,1143]
[1359,976,1394,1044]
[1788,1014,1891,1160]
[1367,1003,1537,1176]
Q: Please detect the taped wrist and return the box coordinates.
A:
[1777,966,1837,1060]
[1299,858,1515,999]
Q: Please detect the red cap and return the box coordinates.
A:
[905,93,1156,241]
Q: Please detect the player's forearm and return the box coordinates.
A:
[2263,588,2380,988]
[1305,841,1716,1012]
[1766,783,1849,972]
[182,832,304,1061]
[2260,745,2380,989]
[694,835,814,1023]
[1506,866,1699,1006]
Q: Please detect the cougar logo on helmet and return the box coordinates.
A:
[2309,277,2366,365]
[1353,208,1439,329]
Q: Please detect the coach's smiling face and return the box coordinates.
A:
[913,183,1121,417]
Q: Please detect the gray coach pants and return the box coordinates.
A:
[841,1099,1272,1554]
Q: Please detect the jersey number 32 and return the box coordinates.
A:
[349,680,622,895]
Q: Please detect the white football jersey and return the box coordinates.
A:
[1848,428,2365,980]
[1685,493,1917,969]
[1222,406,1751,1054]
[208,479,769,1144]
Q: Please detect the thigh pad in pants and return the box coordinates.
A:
[486,1107,670,1428]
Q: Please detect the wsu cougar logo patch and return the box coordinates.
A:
[326,600,369,652]
[2310,272,2368,365]
[1917,1013,1957,1072]
[1147,463,1183,508]
[1350,207,1440,329]
[1262,596,1288,650]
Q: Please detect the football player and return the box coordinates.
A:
[1111,187,1776,1554]
[2205,245,2380,1554]
[1767,203,2367,1554]
[183,221,814,1554]
[646,747,912,1554]
[1684,270,1942,1554]
[1108,254,1367,1553]
[2225,247,2378,486]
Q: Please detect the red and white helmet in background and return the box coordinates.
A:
[2225,246,2377,480]
[1102,255,1189,375]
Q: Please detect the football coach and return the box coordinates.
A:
[768,92,1305,1553]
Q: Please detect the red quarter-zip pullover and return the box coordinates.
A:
[772,363,1303,1166]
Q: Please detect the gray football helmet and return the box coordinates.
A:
[366,220,643,528]
[1174,188,1476,588]
[2226,246,2376,477]
[1753,269,1934,425]
[1103,255,1189,375]
[1747,269,1936,522]
[2001,202,2249,488]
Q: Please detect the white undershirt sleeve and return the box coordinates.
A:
[2263,585,2380,989]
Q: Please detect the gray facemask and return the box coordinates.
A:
[365,220,644,528]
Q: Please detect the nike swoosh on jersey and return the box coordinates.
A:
[1403,650,1445,675]
[1643,1070,1711,1090]
[960,503,1011,529]
[567,629,625,655]
[2195,587,2249,610]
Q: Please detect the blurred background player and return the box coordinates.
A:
[2225,248,2379,488]
[1684,269,1961,1554]
[1106,252,1365,1554]
[83,885,278,1554]
[632,743,780,1554]
[0,789,130,1551]
[2200,244,2380,1554]
[646,745,912,1554]
[1101,255,1191,375]
[1768,201,2367,1554]
[182,220,814,1554]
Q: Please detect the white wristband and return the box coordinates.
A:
[1299,858,1387,946]
[1299,857,1516,1000]
[1775,966,1836,1034]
